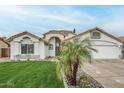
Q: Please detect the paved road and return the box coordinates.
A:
[82,59,124,88]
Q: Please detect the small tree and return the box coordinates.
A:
[57,38,97,86]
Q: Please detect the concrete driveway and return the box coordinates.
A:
[82,59,124,88]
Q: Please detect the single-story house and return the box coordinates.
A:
[7,30,76,60]
[5,27,123,60]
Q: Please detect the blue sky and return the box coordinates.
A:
[0,5,124,37]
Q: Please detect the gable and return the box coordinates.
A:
[0,38,10,47]
[93,28,122,43]
[44,32,65,41]
[0,40,9,48]
[11,34,40,42]
[43,30,76,41]
[79,31,122,45]
[65,27,123,45]
[7,31,45,43]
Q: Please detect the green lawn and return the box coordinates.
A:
[0,61,64,88]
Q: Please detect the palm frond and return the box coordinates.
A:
[56,37,98,85]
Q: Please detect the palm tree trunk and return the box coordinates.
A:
[72,58,79,86]
[66,58,79,86]
[66,75,75,86]
[65,62,75,86]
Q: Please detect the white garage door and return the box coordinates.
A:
[92,45,121,59]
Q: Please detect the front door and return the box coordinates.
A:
[55,46,60,56]
[55,38,61,56]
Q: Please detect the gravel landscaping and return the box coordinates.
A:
[79,73,103,88]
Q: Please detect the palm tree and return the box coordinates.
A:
[57,38,97,87]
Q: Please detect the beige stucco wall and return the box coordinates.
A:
[44,34,65,41]
[43,32,75,57]
[0,40,9,57]
[64,33,75,39]
[44,33,75,41]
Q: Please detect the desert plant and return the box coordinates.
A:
[57,38,97,86]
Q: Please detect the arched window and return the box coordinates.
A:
[91,31,101,39]
[49,44,53,50]
[23,37,30,39]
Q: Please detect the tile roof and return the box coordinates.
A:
[64,27,123,43]
[7,31,44,42]
[118,36,124,43]
[0,37,10,46]
[43,30,76,36]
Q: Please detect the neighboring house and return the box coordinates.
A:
[0,37,10,58]
[65,27,123,59]
[118,36,124,44]
[6,27,123,60]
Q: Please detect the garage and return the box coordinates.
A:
[92,45,121,59]
[74,27,123,59]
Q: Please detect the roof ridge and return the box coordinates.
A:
[7,31,42,42]
[64,27,123,43]
[43,29,76,35]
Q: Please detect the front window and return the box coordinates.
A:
[49,44,53,50]
[21,44,34,54]
[91,31,101,39]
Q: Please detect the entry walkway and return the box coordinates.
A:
[0,57,10,62]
